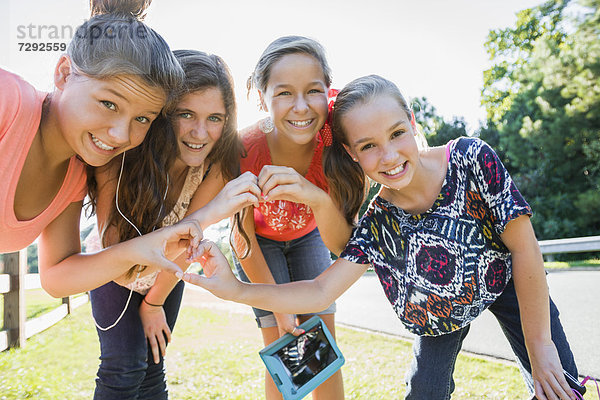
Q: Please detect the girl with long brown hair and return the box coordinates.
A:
[90,49,259,399]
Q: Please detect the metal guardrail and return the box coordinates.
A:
[538,235,600,255]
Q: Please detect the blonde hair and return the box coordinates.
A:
[69,0,184,106]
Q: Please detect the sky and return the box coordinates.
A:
[0,0,545,134]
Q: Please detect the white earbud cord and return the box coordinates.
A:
[93,151,169,331]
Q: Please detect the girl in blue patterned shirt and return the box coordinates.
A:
[180,75,580,400]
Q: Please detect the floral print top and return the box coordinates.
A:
[239,121,329,241]
[340,138,532,336]
[124,165,204,294]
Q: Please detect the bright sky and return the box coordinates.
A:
[0,0,544,133]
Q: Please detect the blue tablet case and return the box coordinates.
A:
[259,316,345,400]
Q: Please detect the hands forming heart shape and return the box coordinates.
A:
[219,165,326,211]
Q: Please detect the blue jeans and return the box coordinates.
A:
[404,278,578,400]
[90,280,185,400]
[235,228,336,328]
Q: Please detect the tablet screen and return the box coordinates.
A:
[273,323,339,389]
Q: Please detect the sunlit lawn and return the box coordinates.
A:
[0,290,598,399]
[0,289,62,327]
[544,259,600,269]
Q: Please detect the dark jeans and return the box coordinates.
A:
[405,279,578,400]
[90,280,185,400]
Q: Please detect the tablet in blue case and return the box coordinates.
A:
[259,316,345,400]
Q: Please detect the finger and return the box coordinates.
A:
[224,173,260,195]
[244,182,263,200]
[186,240,213,261]
[260,172,299,197]
[235,192,261,208]
[540,379,559,400]
[148,335,160,364]
[164,326,172,345]
[180,272,209,287]
[534,381,548,400]
[200,240,227,261]
[261,184,300,202]
[239,170,259,182]
[180,220,203,255]
[173,218,203,243]
[552,374,576,400]
[258,165,294,187]
[185,219,204,248]
[159,259,183,275]
[157,331,167,359]
[257,164,283,182]
[290,326,306,337]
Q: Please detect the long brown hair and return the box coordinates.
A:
[103,116,177,255]
[99,50,243,277]
[324,75,416,225]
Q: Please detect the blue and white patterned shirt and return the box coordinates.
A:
[340,137,532,336]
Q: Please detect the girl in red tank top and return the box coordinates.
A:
[233,36,350,400]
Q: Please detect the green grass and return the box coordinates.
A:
[1,300,598,399]
[545,259,600,269]
[0,289,63,327]
[0,305,99,399]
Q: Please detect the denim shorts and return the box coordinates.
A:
[234,228,336,328]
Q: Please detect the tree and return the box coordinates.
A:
[412,97,468,147]
[480,0,600,239]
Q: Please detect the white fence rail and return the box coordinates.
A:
[1,249,88,352]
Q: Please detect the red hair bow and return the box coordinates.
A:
[320,88,339,147]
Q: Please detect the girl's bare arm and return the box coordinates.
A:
[501,215,576,400]
[182,240,368,314]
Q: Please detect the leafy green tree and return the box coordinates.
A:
[480,0,600,239]
[27,243,38,273]
[412,97,468,147]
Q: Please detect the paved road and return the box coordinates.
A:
[183,270,599,379]
[334,270,599,379]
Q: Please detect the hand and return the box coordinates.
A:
[274,313,304,337]
[211,171,260,219]
[205,171,262,219]
[258,165,326,208]
[529,341,578,400]
[178,240,242,301]
[133,219,202,275]
[139,300,171,364]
